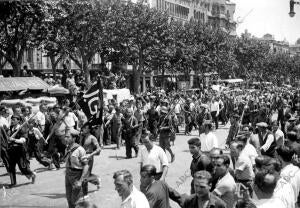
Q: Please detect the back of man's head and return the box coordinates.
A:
[141,165,156,177]
[276,146,295,163]
[254,170,277,198]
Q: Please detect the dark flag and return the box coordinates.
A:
[78,76,103,125]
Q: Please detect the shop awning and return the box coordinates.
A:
[0,77,50,92]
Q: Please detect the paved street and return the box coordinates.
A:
[0,125,229,208]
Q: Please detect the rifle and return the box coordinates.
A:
[159,98,182,134]
[236,99,250,136]
[10,113,37,139]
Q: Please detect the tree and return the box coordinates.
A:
[110,1,170,93]
[0,55,7,75]
[263,53,300,84]
[234,34,270,81]
[41,2,68,80]
[52,0,113,87]
[0,1,48,76]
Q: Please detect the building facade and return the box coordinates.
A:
[289,44,300,57]
[148,0,236,34]
[260,34,290,54]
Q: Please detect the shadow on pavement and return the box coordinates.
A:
[103,146,117,150]
[108,155,128,160]
[0,182,32,189]
[31,193,66,199]
[34,167,66,173]
[0,172,23,177]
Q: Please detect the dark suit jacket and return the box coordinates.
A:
[145,180,182,208]
[181,193,226,208]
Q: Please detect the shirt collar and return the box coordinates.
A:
[192,153,201,160]
[121,186,136,204]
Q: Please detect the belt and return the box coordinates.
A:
[68,167,83,172]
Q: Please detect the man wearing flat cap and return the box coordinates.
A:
[257,122,276,157]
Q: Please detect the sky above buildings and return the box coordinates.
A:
[232,0,300,44]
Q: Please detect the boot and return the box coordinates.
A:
[7,173,16,188]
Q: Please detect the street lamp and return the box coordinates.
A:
[289,0,300,17]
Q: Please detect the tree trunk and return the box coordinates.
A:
[161,67,166,90]
[50,55,57,80]
[132,62,141,94]
[83,59,91,88]
[11,61,21,77]
[0,62,6,76]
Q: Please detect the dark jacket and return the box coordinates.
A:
[144,180,182,208]
[181,193,226,208]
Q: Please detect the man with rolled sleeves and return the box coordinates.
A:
[64,128,89,208]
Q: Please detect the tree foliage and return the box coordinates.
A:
[0,0,48,76]
[1,1,299,89]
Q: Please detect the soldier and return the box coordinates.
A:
[26,119,51,167]
[103,106,112,145]
[134,101,146,144]
[8,115,37,188]
[158,106,175,163]
[122,108,139,159]
[80,123,101,198]
[225,114,240,146]
[196,104,212,136]
[0,126,13,186]
[111,107,123,149]
[183,98,192,135]
[146,100,159,141]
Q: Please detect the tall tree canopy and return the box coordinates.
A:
[0,0,48,76]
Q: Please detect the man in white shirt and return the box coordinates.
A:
[63,109,79,130]
[174,102,181,115]
[210,97,220,129]
[199,121,218,153]
[271,121,284,147]
[236,134,258,166]
[213,155,237,208]
[34,104,47,133]
[113,169,150,208]
[230,141,254,196]
[0,106,9,129]
[139,131,168,184]
[275,146,300,208]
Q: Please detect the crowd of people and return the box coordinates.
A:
[0,75,300,208]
